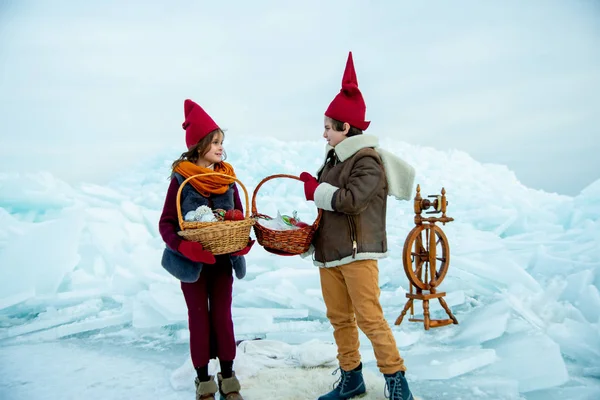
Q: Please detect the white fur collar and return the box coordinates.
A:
[327,135,380,162]
[318,134,416,201]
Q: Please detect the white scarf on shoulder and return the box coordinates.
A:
[317,134,415,201]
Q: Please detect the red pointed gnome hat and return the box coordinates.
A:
[324,51,370,130]
[182,99,220,148]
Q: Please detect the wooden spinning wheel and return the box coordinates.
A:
[395,185,459,330]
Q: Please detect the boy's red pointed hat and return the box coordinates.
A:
[324,51,370,130]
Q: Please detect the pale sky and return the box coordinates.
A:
[1,0,599,195]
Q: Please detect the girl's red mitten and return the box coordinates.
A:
[178,241,216,264]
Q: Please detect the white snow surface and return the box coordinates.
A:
[1,138,599,399]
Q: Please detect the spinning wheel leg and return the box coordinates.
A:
[395,298,414,325]
[438,297,458,324]
[423,300,430,330]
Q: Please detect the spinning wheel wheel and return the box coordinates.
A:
[403,224,450,291]
[395,185,458,330]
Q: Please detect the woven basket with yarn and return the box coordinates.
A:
[176,172,255,255]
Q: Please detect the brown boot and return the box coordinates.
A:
[217,372,243,400]
[195,376,218,400]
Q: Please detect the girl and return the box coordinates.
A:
[159,99,253,400]
[299,52,416,400]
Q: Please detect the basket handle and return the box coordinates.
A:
[176,172,250,230]
[251,174,323,229]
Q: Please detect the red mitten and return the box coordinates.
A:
[264,247,296,256]
[299,172,319,202]
[178,241,216,264]
[232,239,255,256]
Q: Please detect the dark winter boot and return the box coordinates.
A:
[217,372,243,400]
[195,376,218,400]
[384,371,414,400]
[318,363,366,400]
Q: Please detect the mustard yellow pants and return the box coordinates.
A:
[319,259,406,374]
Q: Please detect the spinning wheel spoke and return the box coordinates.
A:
[424,229,430,285]
[429,226,437,286]
[414,260,424,278]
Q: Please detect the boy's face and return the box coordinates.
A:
[323,116,348,147]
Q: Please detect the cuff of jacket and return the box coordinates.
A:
[300,244,315,259]
[314,183,338,211]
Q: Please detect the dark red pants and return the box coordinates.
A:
[181,256,236,367]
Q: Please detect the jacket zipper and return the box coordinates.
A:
[347,215,357,258]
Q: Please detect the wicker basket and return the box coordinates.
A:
[251,174,322,255]
[176,173,255,255]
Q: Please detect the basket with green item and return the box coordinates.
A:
[251,174,322,255]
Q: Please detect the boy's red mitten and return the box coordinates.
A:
[178,241,216,264]
[299,172,319,201]
[232,238,255,256]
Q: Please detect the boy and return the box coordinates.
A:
[300,52,415,400]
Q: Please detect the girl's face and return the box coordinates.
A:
[323,116,348,147]
[197,132,224,167]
